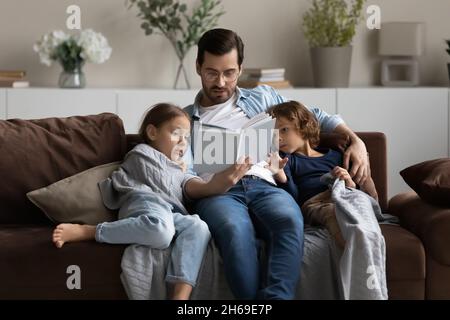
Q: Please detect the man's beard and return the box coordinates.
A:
[203,86,233,105]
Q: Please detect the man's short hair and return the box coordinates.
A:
[197,28,244,66]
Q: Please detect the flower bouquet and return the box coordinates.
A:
[33,29,112,88]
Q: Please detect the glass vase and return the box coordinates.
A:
[58,63,86,89]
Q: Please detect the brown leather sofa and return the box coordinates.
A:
[389,192,450,299]
[0,113,431,299]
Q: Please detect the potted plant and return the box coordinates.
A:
[303,0,365,87]
[446,40,450,85]
[127,0,225,89]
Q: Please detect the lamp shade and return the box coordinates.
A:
[379,22,424,56]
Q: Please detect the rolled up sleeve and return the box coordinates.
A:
[309,107,345,133]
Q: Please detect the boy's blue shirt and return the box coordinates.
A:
[279,148,343,206]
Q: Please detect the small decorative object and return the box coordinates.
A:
[446,40,450,85]
[303,0,365,87]
[127,0,225,89]
[378,22,424,86]
[33,30,112,88]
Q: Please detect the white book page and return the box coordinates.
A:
[242,112,272,129]
[237,117,276,163]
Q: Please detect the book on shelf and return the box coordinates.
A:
[0,79,30,88]
[192,112,276,174]
[238,79,292,89]
[243,68,285,77]
[242,74,286,82]
[0,70,26,79]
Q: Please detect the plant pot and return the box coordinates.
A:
[310,46,353,87]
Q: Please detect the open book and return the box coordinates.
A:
[192,112,277,174]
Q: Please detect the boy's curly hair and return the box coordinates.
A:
[268,100,320,148]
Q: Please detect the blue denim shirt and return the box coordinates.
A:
[183,85,344,173]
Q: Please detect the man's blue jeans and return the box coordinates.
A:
[194,176,304,299]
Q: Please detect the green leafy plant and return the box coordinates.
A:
[127,0,225,88]
[303,0,365,48]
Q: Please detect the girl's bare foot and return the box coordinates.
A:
[52,223,96,248]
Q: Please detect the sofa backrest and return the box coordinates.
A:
[125,131,388,212]
[0,113,127,224]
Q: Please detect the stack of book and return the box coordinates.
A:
[0,70,30,88]
[238,67,291,89]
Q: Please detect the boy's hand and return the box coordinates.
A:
[332,166,356,188]
[265,152,289,183]
[265,152,288,174]
[211,156,252,193]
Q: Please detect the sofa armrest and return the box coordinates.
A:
[389,191,450,266]
[356,132,387,212]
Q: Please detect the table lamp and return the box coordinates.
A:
[379,22,425,86]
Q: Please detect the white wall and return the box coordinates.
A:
[1,0,450,89]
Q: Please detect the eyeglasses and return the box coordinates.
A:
[202,69,240,83]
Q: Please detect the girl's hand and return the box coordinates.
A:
[211,156,252,193]
[332,166,356,188]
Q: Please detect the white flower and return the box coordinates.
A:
[76,29,112,64]
[33,30,70,66]
[33,29,112,67]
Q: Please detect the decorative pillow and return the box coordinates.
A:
[27,162,121,225]
[400,158,450,207]
[0,113,126,224]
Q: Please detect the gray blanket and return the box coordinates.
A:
[121,175,398,300]
[328,176,398,300]
[120,227,341,300]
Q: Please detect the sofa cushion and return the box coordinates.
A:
[0,225,127,299]
[381,224,426,282]
[400,158,450,207]
[0,113,127,224]
[26,162,121,225]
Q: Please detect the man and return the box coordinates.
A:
[184,28,370,299]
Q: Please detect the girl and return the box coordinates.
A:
[52,103,251,300]
[267,101,378,246]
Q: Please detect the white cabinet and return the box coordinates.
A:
[0,89,5,119]
[279,89,336,115]
[6,88,116,120]
[117,89,197,134]
[338,88,449,198]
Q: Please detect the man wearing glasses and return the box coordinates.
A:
[184,28,370,300]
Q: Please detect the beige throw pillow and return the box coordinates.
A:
[27,162,121,225]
